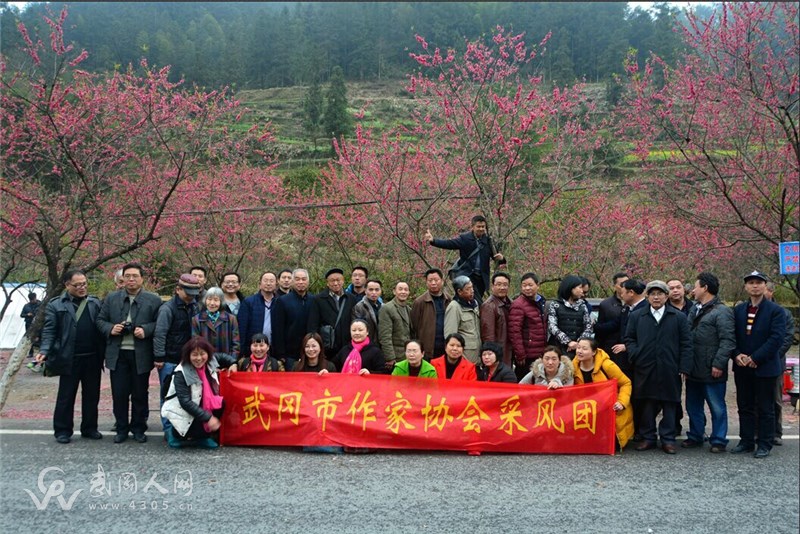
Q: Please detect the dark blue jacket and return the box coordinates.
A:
[733,298,786,378]
[432,231,498,294]
[271,290,314,361]
[238,292,277,358]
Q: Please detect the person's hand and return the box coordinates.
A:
[567,341,578,351]
[227,363,238,375]
[35,353,46,363]
[154,362,164,370]
[613,402,624,412]
[207,416,221,432]
[133,327,145,339]
[385,360,396,371]
[358,368,370,376]
[318,369,329,376]
[547,380,561,390]
[711,367,723,379]
[424,229,433,243]
[611,344,626,354]
[734,353,750,367]
[111,323,125,335]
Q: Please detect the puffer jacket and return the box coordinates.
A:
[519,356,574,386]
[687,297,736,383]
[161,358,220,437]
[508,294,548,361]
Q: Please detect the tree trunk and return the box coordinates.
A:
[0,337,32,412]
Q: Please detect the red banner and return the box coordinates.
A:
[220,373,617,455]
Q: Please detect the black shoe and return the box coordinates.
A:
[635,441,658,451]
[753,448,770,459]
[730,443,755,454]
[113,433,128,444]
[681,439,702,449]
[55,435,71,444]
[709,445,726,453]
[133,432,147,443]
[81,431,103,440]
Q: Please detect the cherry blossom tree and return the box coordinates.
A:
[621,2,799,296]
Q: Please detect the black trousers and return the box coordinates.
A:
[110,350,150,435]
[639,399,679,444]
[734,369,777,450]
[53,353,101,437]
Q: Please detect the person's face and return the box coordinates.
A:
[222,275,240,295]
[692,280,708,302]
[293,272,309,293]
[471,221,487,238]
[114,275,125,289]
[205,296,221,313]
[365,282,382,303]
[575,340,595,363]
[542,351,560,374]
[190,269,207,287]
[613,277,629,299]
[405,342,424,367]
[259,273,277,294]
[481,350,498,367]
[620,288,635,306]
[350,321,368,343]
[426,273,443,295]
[393,282,410,303]
[190,348,209,369]
[279,271,293,290]
[570,285,583,300]
[745,279,766,299]
[445,338,464,360]
[667,280,685,302]
[304,338,321,360]
[66,274,88,299]
[764,287,774,300]
[581,284,590,297]
[122,268,144,293]
[326,273,345,295]
[351,269,367,289]
[520,277,539,298]
[250,340,269,358]
[647,289,667,309]
[458,282,474,302]
[176,286,193,304]
[491,276,510,299]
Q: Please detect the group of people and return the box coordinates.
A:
[32,219,794,456]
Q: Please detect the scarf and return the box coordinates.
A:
[207,310,220,323]
[341,336,370,374]
[455,295,478,310]
[249,355,267,372]
[196,364,224,432]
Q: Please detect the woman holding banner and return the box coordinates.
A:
[295,333,337,374]
[572,337,634,450]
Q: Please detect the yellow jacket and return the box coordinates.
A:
[573,348,634,449]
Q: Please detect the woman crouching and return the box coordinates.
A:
[162,337,225,449]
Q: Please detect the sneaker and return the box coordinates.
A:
[753,448,770,459]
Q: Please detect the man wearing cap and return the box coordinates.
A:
[625,280,692,454]
[153,273,201,437]
[731,271,787,458]
[308,268,357,362]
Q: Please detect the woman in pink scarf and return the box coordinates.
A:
[333,319,386,374]
[162,337,225,449]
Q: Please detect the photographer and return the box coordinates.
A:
[425,214,506,304]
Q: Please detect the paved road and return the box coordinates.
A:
[2,350,798,533]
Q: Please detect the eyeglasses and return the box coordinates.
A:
[70,283,88,288]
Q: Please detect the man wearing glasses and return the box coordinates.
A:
[36,270,106,444]
[97,262,162,444]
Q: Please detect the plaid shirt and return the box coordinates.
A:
[191,310,241,361]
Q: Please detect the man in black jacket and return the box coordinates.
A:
[36,270,105,444]
[425,215,506,302]
[308,268,357,362]
[271,268,314,371]
[594,272,629,355]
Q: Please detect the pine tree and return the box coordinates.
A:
[323,66,352,148]
[302,76,324,150]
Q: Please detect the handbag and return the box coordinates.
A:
[320,297,347,350]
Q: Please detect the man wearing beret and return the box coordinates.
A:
[731,271,787,459]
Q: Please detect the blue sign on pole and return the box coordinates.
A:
[779,241,800,274]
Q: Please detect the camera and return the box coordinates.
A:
[120,321,133,335]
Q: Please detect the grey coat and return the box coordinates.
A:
[378,299,413,361]
[687,297,736,383]
[96,289,163,374]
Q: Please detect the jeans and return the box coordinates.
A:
[685,379,728,446]
[158,362,178,433]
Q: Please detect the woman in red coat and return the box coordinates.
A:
[431,333,477,381]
